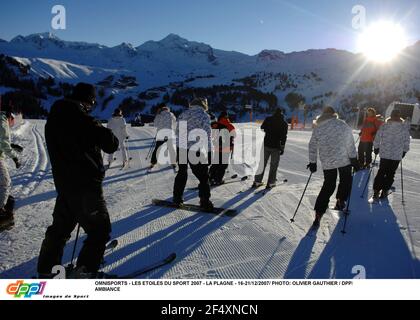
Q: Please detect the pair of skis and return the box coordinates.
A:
[187,174,249,191]
[151,199,239,217]
[94,239,177,279]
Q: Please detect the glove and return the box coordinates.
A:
[307,163,317,173]
[350,158,361,172]
[13,157,21,169]
[403,152,407,158]
[11,144,24,153]
[374,148,379,155]
[280,144,285,156]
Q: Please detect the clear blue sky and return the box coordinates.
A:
[0,0,419,54]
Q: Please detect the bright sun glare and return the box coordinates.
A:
[358,21,407,63]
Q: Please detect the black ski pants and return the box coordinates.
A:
[174,149,211,202]
[37,187,111,274]
[314,165,353,214]
[358,142,373,167]
[373,159,400,192]
[209,150,231,183]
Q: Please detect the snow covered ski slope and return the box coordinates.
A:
[0,120,419,279]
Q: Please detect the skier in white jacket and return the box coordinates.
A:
[0,104,21,231]
[150,106,176,169]
[371,109,410,200]
[308,106,359,227]
[107,108,129,168]
[173,97,213,211]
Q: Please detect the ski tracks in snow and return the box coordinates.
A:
[15,123,50,196]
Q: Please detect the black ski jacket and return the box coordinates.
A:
[46,99,119,192]
[261,114,288,149]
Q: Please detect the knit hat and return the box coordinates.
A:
[190,97,208,111]
[72,83,96,105]
[322,106,336,115]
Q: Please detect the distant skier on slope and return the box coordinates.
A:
[107,108,129,168]
[253,108,288,189]
[37,83,119,278]
[150,105,177,170]
[173,97,213,211]
[371,109,410,201]
[358,108,383,169]
[209,111,236,185]
[0,103,21,231]
[307,106,359,227]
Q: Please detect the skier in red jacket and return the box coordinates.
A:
[209,112,236,185]
[358,108,383,169]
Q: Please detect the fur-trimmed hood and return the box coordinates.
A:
[315,112,338,126]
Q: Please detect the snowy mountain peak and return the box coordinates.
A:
[257,50,286,62]
[137,34,217,63]
[11,32,61,43]
[112,42,137,56]
[160,33,187,44]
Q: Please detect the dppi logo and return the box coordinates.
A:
[6,280,46,298]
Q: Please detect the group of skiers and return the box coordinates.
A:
[0,81,412,278]
[34,85,238,277]
[307,106,410,227]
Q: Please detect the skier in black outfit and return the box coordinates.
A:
[253,109,288,189]
[37,83,119,277]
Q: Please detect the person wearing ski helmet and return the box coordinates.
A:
[37,83,119,278]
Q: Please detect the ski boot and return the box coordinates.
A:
[172,197,184,208]
[266,182,276,190]
[252,182,264,189]
[212,180,225,186]
[380,190,390,200]
[200,199,214,212]
[333,199,346,211]
[312,213,323,228]
[369,190,381,204]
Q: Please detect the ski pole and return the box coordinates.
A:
[290,173,312,223]
[360,154,378,198]
[342,169,355,234]
[401,159,405,205]
[70,224,81,270]
[125,138,132,167]
[146,134,157,160]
